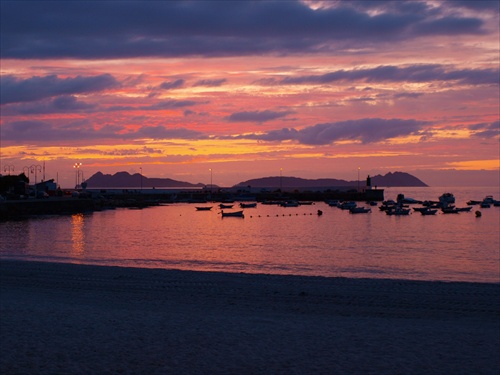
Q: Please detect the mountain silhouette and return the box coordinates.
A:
[234,172,427,188]
[85,172,204,188]
[84,170,427,189]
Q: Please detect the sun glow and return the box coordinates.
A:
[447,160,500,170]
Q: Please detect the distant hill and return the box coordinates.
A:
[370,172,428,187]
[85,172,204,188]
[234,172,428,188]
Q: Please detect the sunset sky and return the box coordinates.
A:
[1,0,499,188]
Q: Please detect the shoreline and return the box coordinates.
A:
[1,260,499,374]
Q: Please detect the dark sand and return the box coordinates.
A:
[1,260,498,374]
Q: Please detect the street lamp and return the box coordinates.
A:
[3,165,15,175]
[74,163,82,189]
[357,167,360,191]
[140,167,143,191]
[209,168,213,200]
[30,164,42,196]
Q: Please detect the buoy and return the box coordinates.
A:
[475,211,482,217]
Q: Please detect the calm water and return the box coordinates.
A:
[1,187,499,283]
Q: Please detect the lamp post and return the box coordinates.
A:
[357,167,360,191]
[209,168,213,200]
[30,164,42,197]
[280,168,283,192]
[3,165,14,175]
[74,163,82,189]
[140,167,143,191]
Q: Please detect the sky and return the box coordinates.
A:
[1,0,499,188]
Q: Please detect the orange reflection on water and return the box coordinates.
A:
[71,214,85,256]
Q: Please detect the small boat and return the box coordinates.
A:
[439,193,455,204]
[482,195,495,204]
[196,206,213,211]
[339,201,357,210]
[413,207,429,213]
[239,202,257,208]
[481,196,499,206]
[456,206,473,212]
[421,209,438,215]
[466,200,482,205]
[326,200,340,207]
[261,200,281,205]
[219,203,234,209]
[385,207,410,215]
[280,201,299,207]
[221,210,244,218]
[441,207,459,214]
[349,207,371,214]
[298,201,314,205]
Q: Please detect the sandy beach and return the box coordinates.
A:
[1,260,498,374]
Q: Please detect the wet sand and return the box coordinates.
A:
[1,260,498,374]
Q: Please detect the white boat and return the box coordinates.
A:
[221,210,244,218]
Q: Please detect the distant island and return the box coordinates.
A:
[85,171,427,189]
[234,172,427,188]
[85,172,205,188]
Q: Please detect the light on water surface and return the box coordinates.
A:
[1,187,499,283]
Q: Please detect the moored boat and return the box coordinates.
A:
[239,202,257,208]
[421,208,438,215]
[349,207,371,214]
[219,203,234,209]
[195,206,213,211]
[441,207,459,214]
[280,201,299,207]
[439,193,455,204]
[221,210,244,218]
[385,207,410,215]
[339,201,356,210]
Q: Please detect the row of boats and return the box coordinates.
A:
[195,202,257,217]
[195,193,498,217]
[326,193,499,216]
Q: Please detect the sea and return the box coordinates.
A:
[1,186,499,283]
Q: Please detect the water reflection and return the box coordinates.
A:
[1,186,499,282]
[71,214,85,256]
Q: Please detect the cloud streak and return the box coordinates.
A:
[228,118,429,145]
[225,110,294,123]
[0,1,489,59]
[257,65,499,86]
[0,74,120,104]
[2,120,207,143]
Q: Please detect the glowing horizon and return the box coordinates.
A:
[1,1,499,187]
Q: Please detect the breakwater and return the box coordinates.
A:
[0,188,384,220]
[0,198,98,220]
